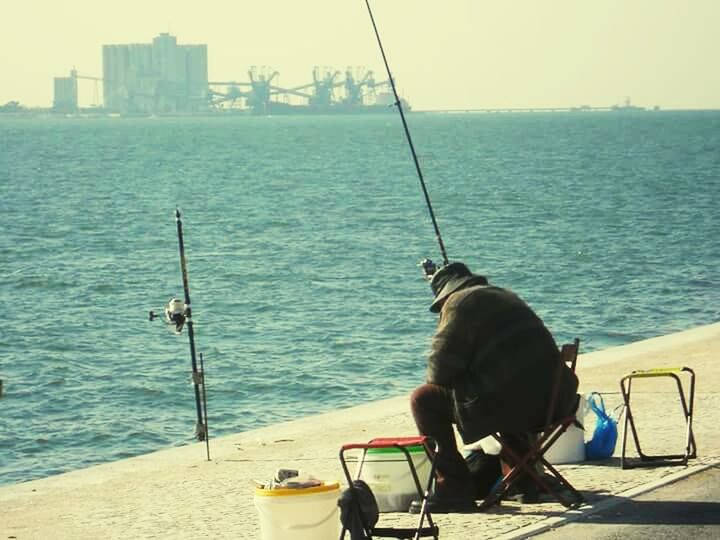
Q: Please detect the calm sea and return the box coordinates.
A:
[1,111,719,485]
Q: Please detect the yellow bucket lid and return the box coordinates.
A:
[254,481,340,497]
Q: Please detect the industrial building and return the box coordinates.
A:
[61,32,409,115]
[53,69,78,113]
[102,33,208,114]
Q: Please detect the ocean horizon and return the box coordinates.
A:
[1,110,719,486]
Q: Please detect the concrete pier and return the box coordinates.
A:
[2,323,719,539]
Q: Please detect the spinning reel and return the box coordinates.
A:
[149,297,188,335]
[419,258,438,281]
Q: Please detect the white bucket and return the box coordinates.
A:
[545,395,588,464]
[356,445,432,512]
[254,482,340,540]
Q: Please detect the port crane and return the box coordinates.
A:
[207,66,393,113]
[208,66,285,112]
[308,67,342,106]
[342,67,377,105]
[246,66,280,113]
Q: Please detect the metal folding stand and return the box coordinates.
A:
[620,366,696,469]
[339,436,440,540]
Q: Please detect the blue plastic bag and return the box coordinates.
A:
[585,392,618,460]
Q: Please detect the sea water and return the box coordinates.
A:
[1,111,719,485]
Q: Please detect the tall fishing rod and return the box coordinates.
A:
[149,209,210,461]
[364,0,449,268]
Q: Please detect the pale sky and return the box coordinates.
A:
[1,0,719,110]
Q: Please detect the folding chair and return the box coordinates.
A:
[339,436,440,540]
[620,366,696,469]
[480,338,585,509]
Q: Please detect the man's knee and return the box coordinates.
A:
[410,383,450,415]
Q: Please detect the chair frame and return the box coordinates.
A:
[620,366,696,469]
[480,338,585,509]
[339,436,440,540]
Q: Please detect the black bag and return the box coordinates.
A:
[338,479,379,540]
[465,450,501,499]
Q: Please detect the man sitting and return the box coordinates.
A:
[410,262,578,513]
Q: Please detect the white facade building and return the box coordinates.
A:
[102,34,208,114]
[53,69,78,113]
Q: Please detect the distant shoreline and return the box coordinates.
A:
[2,107,720,119]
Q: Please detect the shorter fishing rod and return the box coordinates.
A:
[364,0,449,268]
[149,209,210,461]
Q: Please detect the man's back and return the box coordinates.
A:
[428,283,578,442]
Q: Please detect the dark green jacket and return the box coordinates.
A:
[427,284,578,443]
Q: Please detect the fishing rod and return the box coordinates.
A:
[363,0,449,272]
[149,209,210,461]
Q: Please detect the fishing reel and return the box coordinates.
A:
[149,297,187,335]
[419,258,438,281]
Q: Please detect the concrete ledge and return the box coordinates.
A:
[2,322,719,539]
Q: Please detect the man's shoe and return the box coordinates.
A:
[408,492,477,514]
[506,489,540,504]
[506,473,564,504]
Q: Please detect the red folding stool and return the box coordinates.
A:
[339,436,440,540]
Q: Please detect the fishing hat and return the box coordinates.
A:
[429,262,488,313]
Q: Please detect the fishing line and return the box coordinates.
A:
[363,0,449,266]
